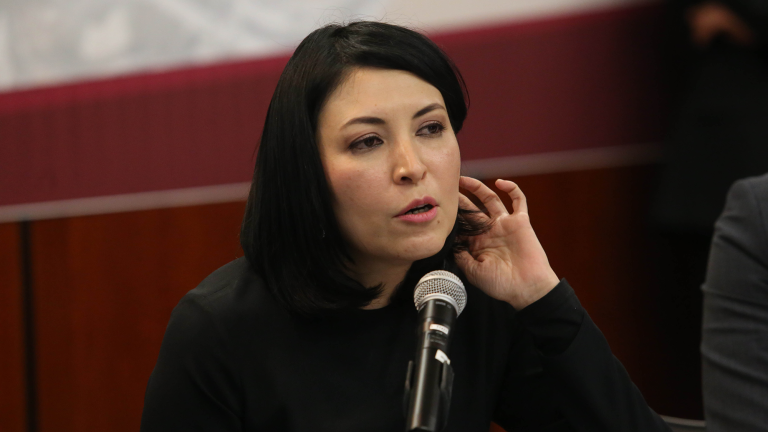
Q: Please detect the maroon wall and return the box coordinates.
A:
[0,4,664,206]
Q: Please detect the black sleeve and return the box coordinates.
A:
[701,176,768,432]
[515,281,582,356]
[141,296,242,432]
[494,280,671,432]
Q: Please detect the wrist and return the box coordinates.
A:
[508,272,560,310]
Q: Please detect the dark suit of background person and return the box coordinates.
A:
[701,173,768,431]
[650,0,768,416]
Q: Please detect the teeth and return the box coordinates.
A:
[405,205,432,215]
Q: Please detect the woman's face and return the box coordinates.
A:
[317,67,461,270]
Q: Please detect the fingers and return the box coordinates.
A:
[459,176,508,218]
[495,179,528,215]
[458,193,487,217]
[460,176,529,216]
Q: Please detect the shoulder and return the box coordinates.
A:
[719,173,768,249]
[188,257,279,310]
[726,173,768,210]
[144,259,269,425]
[170,257,287,343]
[733,173,768,220]
[184,257,267,308]
[706,173,768,301]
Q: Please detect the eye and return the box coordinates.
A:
[349,134,383,152]
[417,121,446,137]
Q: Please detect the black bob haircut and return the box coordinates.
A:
[240,21,490,316]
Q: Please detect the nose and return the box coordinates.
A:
[392,137,427,185]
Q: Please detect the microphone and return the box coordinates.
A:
[404,270,467,432]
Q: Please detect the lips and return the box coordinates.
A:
[397,196,438,217]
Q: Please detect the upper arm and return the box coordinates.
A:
[492,319,573,432]
[141,296,243,432]
[494,307,669,431]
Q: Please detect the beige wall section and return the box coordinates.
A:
[383,0,657,32]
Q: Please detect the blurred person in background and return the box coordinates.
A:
[651,0,768,417]
[701,173,768,431]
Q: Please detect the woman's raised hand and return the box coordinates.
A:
[455,176,560,310]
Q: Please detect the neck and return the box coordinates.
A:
[348,257,412,310]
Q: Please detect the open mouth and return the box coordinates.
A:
[403,204,434,215]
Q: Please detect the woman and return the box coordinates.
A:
[141,22,670,431]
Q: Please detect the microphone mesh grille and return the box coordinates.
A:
[413,270,467,316]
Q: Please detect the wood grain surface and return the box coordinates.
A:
[31,202,245,432]
[0,223,25,432]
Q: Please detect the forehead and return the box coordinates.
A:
[321,68,445,123]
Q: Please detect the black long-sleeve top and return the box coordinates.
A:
[141,257,670,432]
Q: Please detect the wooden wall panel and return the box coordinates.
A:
[32,202,245,432]
[497,166,660,365]
[0,223,25,432]
[490,165,697,419]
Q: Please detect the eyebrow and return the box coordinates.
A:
[341,103,446,128]
[412,103,445,119]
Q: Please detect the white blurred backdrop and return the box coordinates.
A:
[0,0,650,92]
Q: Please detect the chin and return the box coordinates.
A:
[398,235,448,262]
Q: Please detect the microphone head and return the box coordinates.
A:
[413,270,467,316]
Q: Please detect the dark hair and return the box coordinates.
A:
[240,21,489,316]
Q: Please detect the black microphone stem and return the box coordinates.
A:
[405,299,456,432]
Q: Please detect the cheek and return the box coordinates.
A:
[436,142,461,225]
[431,141,462,192]
[327,163,389,231]
[446,144,462,177]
